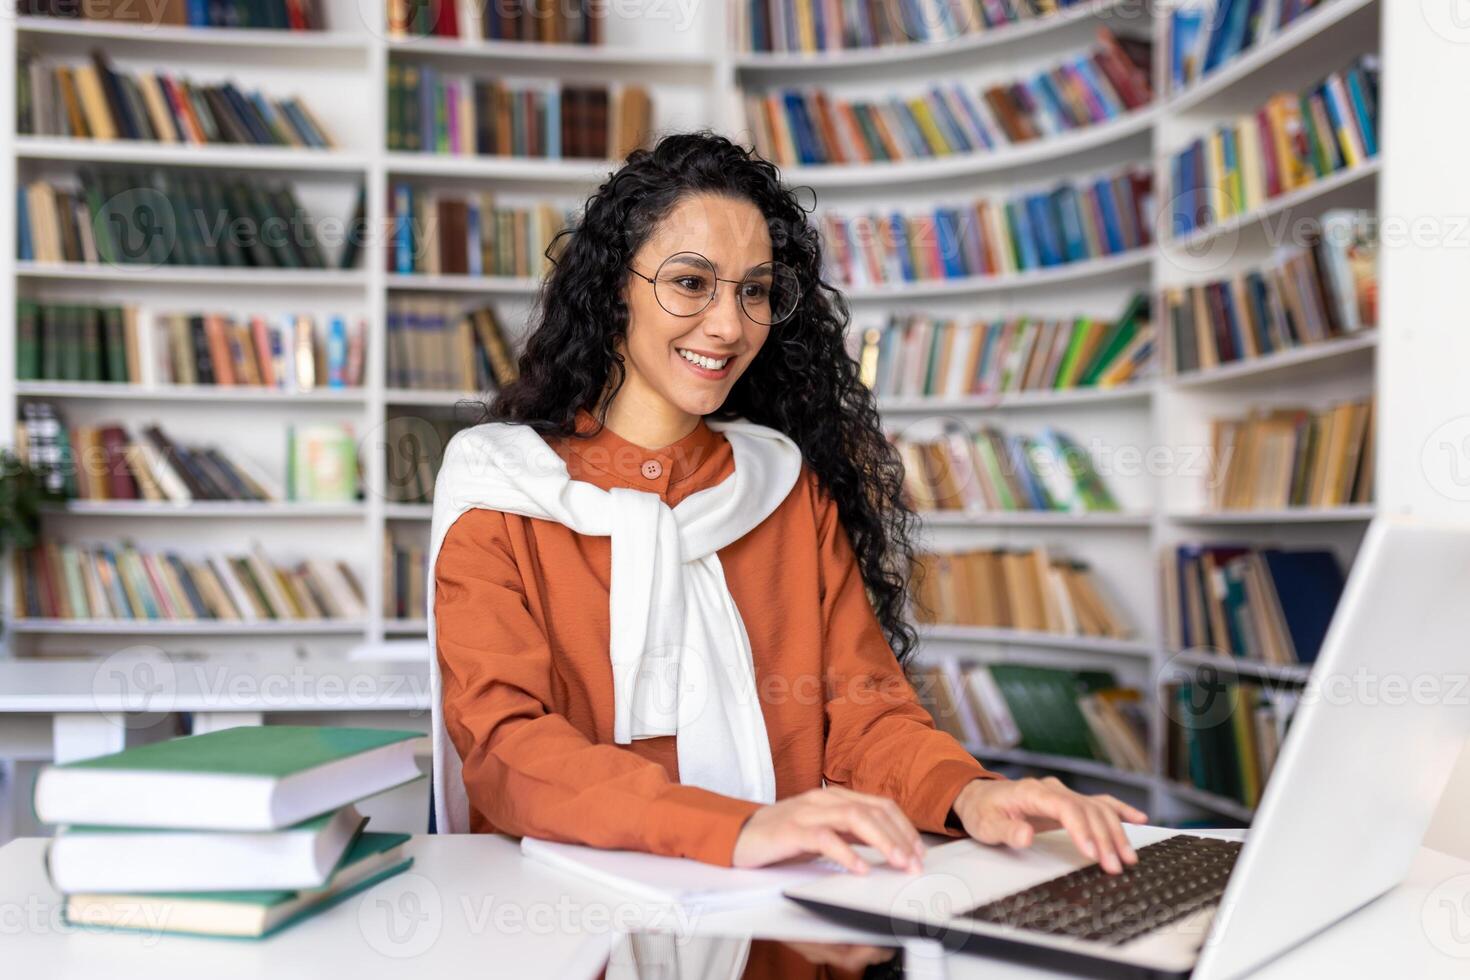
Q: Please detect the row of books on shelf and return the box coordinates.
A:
[34,726,418,938]
[388,187,572,277]
[17,0,328,29]
[913,546,1131,638]
[821,163,1154,288]
[1165,677,1296,810]
[12,539,368,621]
[1163,544,1344,667]
[1166,209,1376,374]
[1209,396,1374,511]
[921,661,1150,774]
[734,0,1100,53]
[17,49,336,148]
[855,292,1152,399]
[743,27,1152,166]
[17,171,366,270]
[15,301,368,390]
[1167,0,1331,92]
[387,299,518,392]
[384,537,427,619]
[1167,53,1379,238]
[386,64,652,160]
[895,425,1119,515]
[18,402,361,503]
[388,0,604,42]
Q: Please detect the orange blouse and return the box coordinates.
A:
[433,407,1002,866]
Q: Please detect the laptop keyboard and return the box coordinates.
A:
[962,834,1243,946]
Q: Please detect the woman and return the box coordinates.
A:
[428,131,1146,877]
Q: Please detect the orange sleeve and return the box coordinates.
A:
[812,476,1006,835]
[434,508,762,866]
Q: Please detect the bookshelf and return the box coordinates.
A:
[0,0,1411,831]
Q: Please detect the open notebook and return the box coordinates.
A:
[520,837,843,913]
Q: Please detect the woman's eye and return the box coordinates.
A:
[671,276,709,292]
[741,281,771,300]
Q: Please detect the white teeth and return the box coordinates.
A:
[677,348,729,371]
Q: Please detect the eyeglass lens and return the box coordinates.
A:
[651,252,800,325]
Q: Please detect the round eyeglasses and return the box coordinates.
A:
[626,251,802,326]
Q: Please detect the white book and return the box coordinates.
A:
[520,837,841,913]
[47,804,367,893]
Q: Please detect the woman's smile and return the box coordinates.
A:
[674,345,735,380]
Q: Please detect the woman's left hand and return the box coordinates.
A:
[950,776,1149,875]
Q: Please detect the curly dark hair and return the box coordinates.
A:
[480,130,922,664]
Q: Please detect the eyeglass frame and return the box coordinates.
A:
[624,250,802,326]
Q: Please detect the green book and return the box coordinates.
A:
[1077,293,1149,388]
[17,299,40,381]
[34,726,424,831]
[62,831,412,940]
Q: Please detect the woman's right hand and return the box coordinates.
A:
[730,786,925,874]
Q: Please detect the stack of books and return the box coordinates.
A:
[15,412,286,504]
[387,299,518,392]
[381,415,464,504]
[17,49,335,148]
[12,538,368,622]
[15,0,327,29]
[821,163,1154,288]
[913,546,1131,639]
[1161,544,1345,665]
[1208,396,1375,510]
[13,403,362,505]
[384,536,428,620]
[1168,0,1330,91]
[1167,53,1379,238]
[918,660,1149,773]
[34,726,420,939]
[745,27,1153,166]
[1166,209,1377,374]
[856,292,1153,399]
[15,302,369,390]
[387,0,605,42]
[1164,677,1296,809]
[385,66,653,161]
[895,424,1120,515]
[734,0,1100,53]
[387,187,574,277]
[18,170,355,270]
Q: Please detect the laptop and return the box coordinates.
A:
[784,517,1470,978]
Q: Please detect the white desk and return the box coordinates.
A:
[4,827,1469,978]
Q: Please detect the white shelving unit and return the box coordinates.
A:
[0,0,1402,830]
